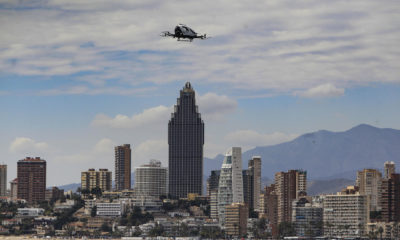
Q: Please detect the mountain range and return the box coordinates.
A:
[205,124,400,180]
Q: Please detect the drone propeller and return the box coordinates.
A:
[160,31,172,37]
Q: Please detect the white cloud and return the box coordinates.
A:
[9,137,49,154]
[297,83,345,98]
[91,105,172,128]
[132,139,168,168]
[198,93,237,121]
[1,0,399,95]
[91,92,237,129]
[225,130,298,148]
[93,138,115,154]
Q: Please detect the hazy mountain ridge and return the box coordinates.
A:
[205,124,400,180]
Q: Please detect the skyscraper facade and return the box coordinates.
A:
[17,157,46,203]
[134,160,168,198]
[115,144,131,190]
[248,156,261,212]
[0,165,6,196]
[381,173,400,222]
[275,169,307,223]
[218,147,244,226]
[356,169,382,211]
[168,82,204,198]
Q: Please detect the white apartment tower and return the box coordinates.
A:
[323,193,369,238]
[218,147,244,226]
[134,160,168,198]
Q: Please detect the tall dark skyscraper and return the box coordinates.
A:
[168,82,204,198]
[115,144,131,190]
[17,157,46,203]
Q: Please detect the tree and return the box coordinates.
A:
[100,222,111,232]
[278,221,295,238]
[148,223,164,237]
[133,226,142,237]
[91,206,97,217]
[90,187,102,198]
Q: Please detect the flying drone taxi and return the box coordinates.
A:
[161,24,208,42]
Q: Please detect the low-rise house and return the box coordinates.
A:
[2,218,22,226]
[54,199,75,212]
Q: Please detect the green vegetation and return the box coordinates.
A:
[278,221,296,238]
[54,194,84,230]
[119,206,153,226]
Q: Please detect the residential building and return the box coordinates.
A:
[356,168,382,211]
[380,173,400,222]
[45,186,64,202]
[0,165,6,196]
[134,160,168,198]
[210,189,218,219]
[323,192,369,238]
[249,156,261,212]
[243,156,262,213]
[96,200,127,217]
[367,221,400,239]
[168,82,204,198]
[218,147,244,226]
[10,178,17,200]
[17,208,45,217]
[225,202,248,237]
[81,168,112,192]
[292,197,323,237]
[115,144,131,190]
[275,170,307,223]
[207,170,220,197]
[384,161,395,179]
[17,157,46,203]
[261,184,278,236]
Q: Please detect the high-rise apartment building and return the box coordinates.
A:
[292,197,323,237]
[218,147,244,226]
[168,82,204,198]
[261,184,278,236]
[384,161,395,179]
[0,165,6,196]
[225,202,248,237]
[356,169,382,211]
[134,160,168,198]
[10,178,18,200]
[275,170,307,223]
[81,168,112,192]
[248,156,261,212]
[207,170,220,197]
[17,157,46,203]
[115,144,131,190]
[381,173,400,222]
[323,193,369,238]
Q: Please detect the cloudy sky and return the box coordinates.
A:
[1,0,400,185]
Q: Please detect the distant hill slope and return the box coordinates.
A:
[307,178,355,196]
[205,124,400,180]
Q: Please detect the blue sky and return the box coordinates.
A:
[1,0,400,185]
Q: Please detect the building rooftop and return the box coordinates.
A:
[18,157,46,163]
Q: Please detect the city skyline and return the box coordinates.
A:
[1,1,400,186]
